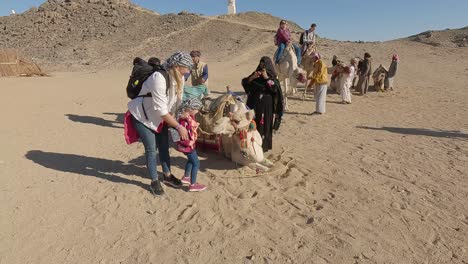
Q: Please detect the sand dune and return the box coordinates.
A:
[1,1,467,263]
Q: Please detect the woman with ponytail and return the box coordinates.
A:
[127,51,193,196]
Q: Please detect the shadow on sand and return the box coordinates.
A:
[65,112,124,129]
[26,149,237,190]
[356,126,468,139]
[25,150,149,189]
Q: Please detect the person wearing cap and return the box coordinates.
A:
[185,50,209,87]
[274,20,302,66]
[127,51,193,196]
[384,54,399,91]
[356,52,372,95]
[308,52,328,114]
[301,23,317,55]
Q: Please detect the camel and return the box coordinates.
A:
[300,45,317,98]
[275,44,305,111]
[198,94,273,171]
[373,65,388,92]
[212,111,271,171]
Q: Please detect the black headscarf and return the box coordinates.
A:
[255,56,277,79]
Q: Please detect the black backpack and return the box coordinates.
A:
[299,30,307,45]
[126,61,170,99]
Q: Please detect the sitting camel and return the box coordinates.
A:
[373,65,388,92]
[198,94,273,171]
[275,44,305,110]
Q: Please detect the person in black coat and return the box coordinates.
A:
[241,56,284,152]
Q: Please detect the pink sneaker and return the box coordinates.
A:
[181,176,190,185]
[188,183,207,192]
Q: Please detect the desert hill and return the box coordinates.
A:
[0,0,303,71]
[1,0,466,72]
[407,27,468,48]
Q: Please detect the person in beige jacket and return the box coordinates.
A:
[185,50,209,88]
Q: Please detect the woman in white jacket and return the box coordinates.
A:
[128,51,193,196]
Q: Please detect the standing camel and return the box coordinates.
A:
[275,44,304,111]
[300,45,317,99]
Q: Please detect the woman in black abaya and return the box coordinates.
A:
[241,56,284,152]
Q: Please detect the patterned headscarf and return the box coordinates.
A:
[165,51,194,69]
[392,54,399,61]
[177,97,203,117]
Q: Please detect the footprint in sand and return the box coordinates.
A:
[238,190,258,199]
[322,192,336,203]
[176,204,200,224]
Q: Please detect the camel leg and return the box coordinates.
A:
[249,162,270,172]
[292,78,297,95]
[260,158,274,168]
[302,79,309,100]
[283,78,289,111]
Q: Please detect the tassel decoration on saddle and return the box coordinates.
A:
[250,135,257,157]
[248,120,257,132]
[239,130,248,150]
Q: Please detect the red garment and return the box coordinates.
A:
[276,28,291,45]
[155,120,165,133]
[124,111,139,144]
[177,115,199,153]
[124,111,166,144]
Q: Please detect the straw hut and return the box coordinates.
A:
[0,49,47,77]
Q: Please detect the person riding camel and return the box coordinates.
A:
[274,20,301,66]
[301,23,317,56]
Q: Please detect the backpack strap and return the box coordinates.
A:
[138,92,152,120]
[138,67,171,120]
[154,68,170,95]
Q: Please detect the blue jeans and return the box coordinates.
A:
[132,116,171,181]
[184,150,200,184]
[275,43,302,65]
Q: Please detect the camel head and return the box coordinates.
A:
[212,117,235,135]
[211,99,253,134]
[294,67,307,83]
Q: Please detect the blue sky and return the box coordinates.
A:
[1,0,467,41]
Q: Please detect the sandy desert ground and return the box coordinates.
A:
[1,39,467,264]
[1,2,468,263]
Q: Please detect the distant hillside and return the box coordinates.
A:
[0,0,302,71]
[2,0,465,72]
[216,12,303,33]
[406,27,468,48]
